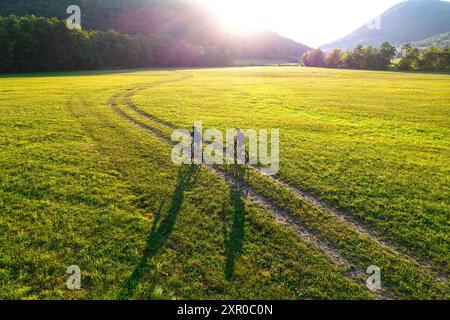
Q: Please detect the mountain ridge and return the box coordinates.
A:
[321,0,450,50]
[0,0,310,62]
[409,31,450,48]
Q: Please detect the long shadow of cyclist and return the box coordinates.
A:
[223,163,247,280]
[121,164,200,298]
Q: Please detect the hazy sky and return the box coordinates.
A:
[196,0,439,47]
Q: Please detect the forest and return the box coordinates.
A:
[0,0,308,73]
[0,15,232,73]
[301,43,450,72]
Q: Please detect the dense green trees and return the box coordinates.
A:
[0,15,231,73]
[301,42,449,72]
[326,42,396,70]
[399,44,449,71]
[379,42,397,69]
[325,49,345,68]
[397,44,420,71]
[300,49,325,67]
[0,0,310,64]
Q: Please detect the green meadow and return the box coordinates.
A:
[0,67,448,299]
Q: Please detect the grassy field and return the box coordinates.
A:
[0,67,448,299]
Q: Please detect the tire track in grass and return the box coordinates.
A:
[120,82,446,281]
[266,176,449,282]
[110,77,449,298]
[108,78,389,299]
[116,82,354,270]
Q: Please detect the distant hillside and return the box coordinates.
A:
[322,0,450,50]
[0,0,309,62]
[409,32,450,48]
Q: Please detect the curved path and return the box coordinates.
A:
[107,73,448,299]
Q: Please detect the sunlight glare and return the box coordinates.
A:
[194,0,407,47]
[198,0,265,35]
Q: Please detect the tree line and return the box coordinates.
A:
[0,15,232,73]
[301,42,450,72]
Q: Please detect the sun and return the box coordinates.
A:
[197,0,264,35]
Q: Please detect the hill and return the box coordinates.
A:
[0,0,309,62]
[321,0,450,50]
[409,32,450,48]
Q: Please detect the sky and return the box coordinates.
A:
[196,0,414,47]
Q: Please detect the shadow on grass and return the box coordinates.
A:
[120,164,200,299]
[223,164,247,280]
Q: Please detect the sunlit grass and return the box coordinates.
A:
[0,70,369,299]
[0,67,448,299]
[134,67,450,271]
